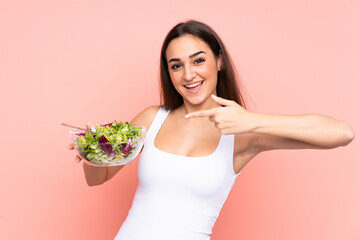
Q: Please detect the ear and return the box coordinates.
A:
[216,50,222,71]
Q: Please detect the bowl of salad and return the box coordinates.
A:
[70,121,145,167]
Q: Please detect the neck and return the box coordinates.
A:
[181,95,221,115]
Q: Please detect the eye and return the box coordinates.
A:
[171,64,181,70]
[194,58,205,64]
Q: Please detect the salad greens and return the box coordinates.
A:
[75,121,143,165]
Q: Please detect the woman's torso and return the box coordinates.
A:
[154,105,224,158]
[115,106,241,240]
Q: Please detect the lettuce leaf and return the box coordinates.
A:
[98,135,116,157]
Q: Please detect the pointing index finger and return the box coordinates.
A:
[185,109,217,119]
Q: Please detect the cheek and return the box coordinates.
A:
[199,61,217,74]
[169,73,185,93]
[169,72,181,85]
[198,65,218,82]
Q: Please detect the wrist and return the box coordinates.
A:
[248,112,265,133]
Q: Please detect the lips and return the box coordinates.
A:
[185,81,203,88]
[184,81,204,94]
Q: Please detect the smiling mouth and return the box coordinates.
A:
[184,81,204,89]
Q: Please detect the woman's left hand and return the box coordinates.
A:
[185,95,257,135]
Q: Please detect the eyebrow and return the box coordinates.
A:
[168,51,206,63]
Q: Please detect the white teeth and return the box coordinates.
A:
[185,81,202,88]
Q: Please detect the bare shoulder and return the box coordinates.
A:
[130,105,161,131]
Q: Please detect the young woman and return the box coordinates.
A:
[70,20,354,240]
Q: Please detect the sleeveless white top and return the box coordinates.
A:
[114,107,241,240]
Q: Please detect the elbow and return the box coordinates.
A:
[339,122,355,147]
[86,179,104,187]
[87,182,103,187]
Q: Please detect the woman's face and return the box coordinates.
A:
[165,34,221,106]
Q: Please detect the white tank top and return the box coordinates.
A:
[114,107,241,240]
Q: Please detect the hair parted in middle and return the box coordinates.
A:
[160,20,247,110]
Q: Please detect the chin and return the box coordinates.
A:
[184,94,209,106]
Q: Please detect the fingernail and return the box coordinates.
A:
[211,94,217,98]
[185,114,189,119]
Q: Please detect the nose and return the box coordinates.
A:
[182,65,196,81]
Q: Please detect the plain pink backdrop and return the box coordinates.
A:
[0,0,359,239]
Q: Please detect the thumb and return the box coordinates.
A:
[211,94,237,107]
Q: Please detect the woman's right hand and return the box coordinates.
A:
[67,143,83,163]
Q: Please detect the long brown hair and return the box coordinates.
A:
[160,20,246,110]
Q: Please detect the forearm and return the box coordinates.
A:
[82,163,125,186]
[250,113,355,148]
[83,163,108,186]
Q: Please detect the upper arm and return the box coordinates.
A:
[232,133,330,174]
[130,105,161,133]
[251,133,332,153]
[235,133,331,156]
[101,105,160,183]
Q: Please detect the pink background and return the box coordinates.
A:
[1,0,359,239]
